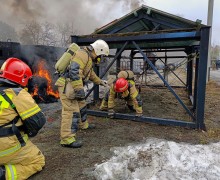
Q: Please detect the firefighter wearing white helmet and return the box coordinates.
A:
[90,39,109,64]
[55,39,110,148]
[90,39,109,56]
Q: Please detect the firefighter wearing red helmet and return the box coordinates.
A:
[100,77,143,117]
[0,58,46,180]
[114,77,129,92]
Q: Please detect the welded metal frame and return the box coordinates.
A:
[72,27,210,130]
[100,10,187,34]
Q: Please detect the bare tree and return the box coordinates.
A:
[56,22,78,47]
[19,21,79,46]
[211,44,220,60]
[0,21,18,42]
[19,21,42,45]
[40,22,57,46]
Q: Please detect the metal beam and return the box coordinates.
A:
[108,14,145,34]
[164,51,168,84]
[71,31,200,46]
[195,27,210,129]
[132,41,195,121]
[152,24,160,31]
[139,20,150,30]
[87,110,196,129]
[130,50,134,71]
[133,56,187,59]
[186,50,193,96]
[109,55,187,59]
[116,49,121,74]
[144,15,183,29]
[134,49,186,53]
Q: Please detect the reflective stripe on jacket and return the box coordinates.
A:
[0,87,41,157]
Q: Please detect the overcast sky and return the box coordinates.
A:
[0,0,219,45]
[144,0,220,45]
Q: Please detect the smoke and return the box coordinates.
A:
[0,0,146,34]
[122,0,145,11]
[0,0,44,27]
[10,0,44,21]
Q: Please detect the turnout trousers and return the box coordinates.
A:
[58,87,88,145]
[0,139,45,180]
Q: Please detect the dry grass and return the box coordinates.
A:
[30,80,220,179]
[203,80,220,140]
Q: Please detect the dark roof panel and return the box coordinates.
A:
[93,5,206,35]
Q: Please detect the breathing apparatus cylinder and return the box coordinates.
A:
[55,43,80,74]
[117,70,134,80]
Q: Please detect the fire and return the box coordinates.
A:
[31,85,45,102]
[31,60,59,99]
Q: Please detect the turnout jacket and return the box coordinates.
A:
[108,80,143,114]
[55,48,101,90]
[0,87,46,158]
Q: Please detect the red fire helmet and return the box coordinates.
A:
[0,57,32,87]
[114,77,129,93]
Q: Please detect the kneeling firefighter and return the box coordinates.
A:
[0,58,46,180]
[55,39,109,148]
[100,77,143,117]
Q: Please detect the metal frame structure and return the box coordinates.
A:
[71,6,210,130]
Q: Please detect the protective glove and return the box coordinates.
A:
[108,109,115,118]
[100,80,108,87]
[74,89,85,100]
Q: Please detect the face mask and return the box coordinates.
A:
[94,55,105,64]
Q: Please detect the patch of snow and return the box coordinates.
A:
[93,138,220,180]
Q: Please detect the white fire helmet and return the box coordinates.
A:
[90,39,109,56]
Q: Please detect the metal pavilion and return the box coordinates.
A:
[71,5,210,130]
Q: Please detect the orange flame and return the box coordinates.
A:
[32,60,59,99]
[32,86,38,96]
[31,85,45,101]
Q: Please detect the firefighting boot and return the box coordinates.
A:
[61,141,82,148]
[81,123,96,130]
[0,166,6,180]
[127,104,136,112]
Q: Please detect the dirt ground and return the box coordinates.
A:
[30,80,220,180]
